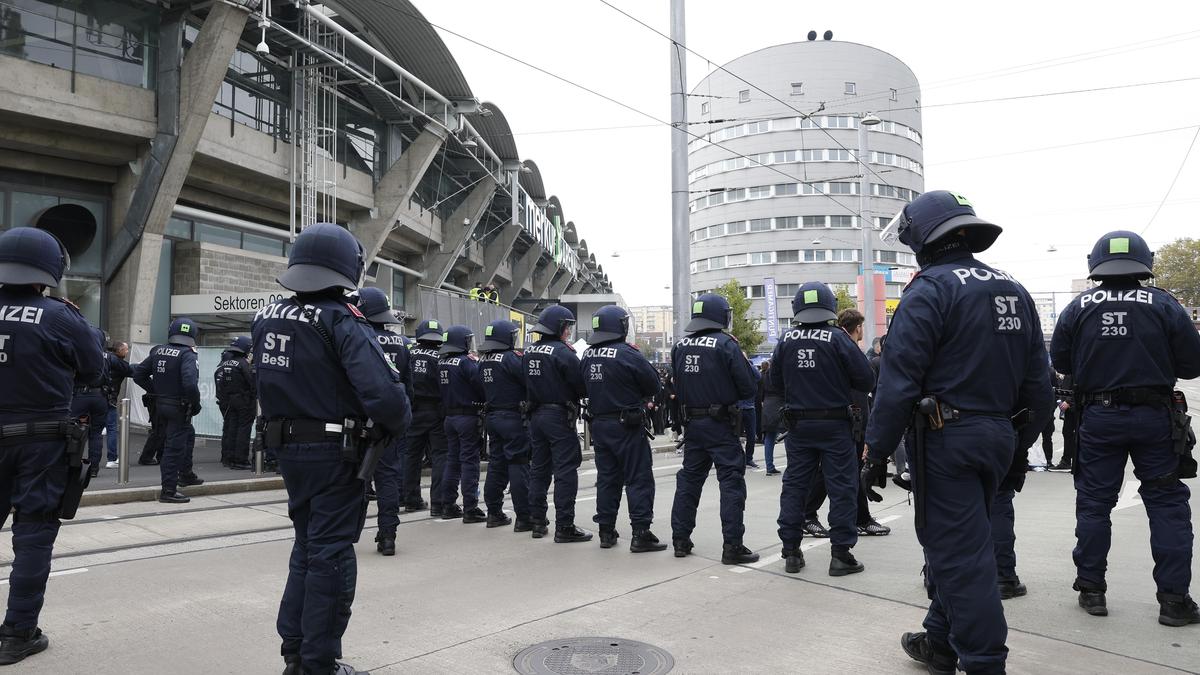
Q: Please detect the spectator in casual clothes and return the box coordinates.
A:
[739,355,761,469]
[760,361,782,475]
[104,341,134,468]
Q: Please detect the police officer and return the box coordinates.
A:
[476,320,531,530]
[1050,230,1200,626]
[405,319,447,515]
[524,305,591,542]
[861,191,1052,674]
[0,228,101,664]
[581,305,668,553]
[771,283,875,576]
[252,222,410,675]
[669,293,759,564]
[438,325,487,523]
[133,317,204,504]
[356,287,410,556]
[69,326,108,477]
[215,336,255,470]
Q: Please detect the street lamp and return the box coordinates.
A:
[858,113,882,349]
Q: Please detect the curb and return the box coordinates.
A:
[80,442,683,507]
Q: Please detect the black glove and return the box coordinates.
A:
[860,456,888,502]
[1000,450,1028,492]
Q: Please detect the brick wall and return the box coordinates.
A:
[172,241,288,295]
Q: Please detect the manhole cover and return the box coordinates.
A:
[513,637,674,675]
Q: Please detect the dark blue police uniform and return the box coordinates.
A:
[476,320,531,529]
[133,318,202,503]
[438,325,486,522]
[405,320,447,515]
[1050,230,1200,626]
[581,305,667,552]
[103,347,134,464]
[69,326,108,474]
[669,294,759,564]
[524,305,591,542]
[770,283,874,575]
[0,227,102,664]
[215,336,255,469]
[865,191,1052,675]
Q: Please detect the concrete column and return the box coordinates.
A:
[425,175,498,288]
[480,222,523,285]
[548,270,574,299]
[354,125,447,261]
[531,266,561,301]
[501,246,543,306]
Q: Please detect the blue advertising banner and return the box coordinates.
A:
[764,276,779,344]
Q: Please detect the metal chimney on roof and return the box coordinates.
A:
[823,30,833,40]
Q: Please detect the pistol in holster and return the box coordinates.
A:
[1171,390,1197,479]
[909,396,941,529]
[355,420,387,482]
[59,421,91,520]
[850,405,866,447]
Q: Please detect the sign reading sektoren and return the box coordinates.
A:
[170,293,287,316]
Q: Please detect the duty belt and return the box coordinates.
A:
[485,404,521,412]
[264,418,351,444]
[927,401,1009,425]
[446,406,480,416]
[785,407,850,420]
[589,411,625,420]
[535,403,571,412]
[1080,388,1172,407]
[685,405,733,417]
[72,385,103,395]
[0,421,75,447]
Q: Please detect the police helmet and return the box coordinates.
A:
[587,305,630,345]
[531,305,576,337]
[277,223,364,294]
[791,282,838,325]
[480,320,518,352]
[880,190,1001,258]
[686,293,731,332]
[438,325,474,356]
[227,336,252,354]
[1087,230,1154,280]
[415,319,444,343]
[168,317,198,347]
[356,287,401,325]
[0,227,70,288]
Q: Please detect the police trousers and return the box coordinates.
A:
[1073,404,1191,594]
[220,399,255,464]
[918,417,1013,675]
[443,415,482,510]
[70,390,106,469]
[778,419,858,549]
[670,417,747,543]
[0,425,67,630]
[276,443,367,674]
[992,488,1018,582]
[404,406,446,510]
[373,436,406,537]
[156,403,193,493]
[528,408,582,526]
[483,411,531,519]
[591,418,656,530]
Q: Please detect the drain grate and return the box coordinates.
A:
[513,637,674,675]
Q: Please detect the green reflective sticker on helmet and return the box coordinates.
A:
[804,290,818,304]
[693,301,704,314]
[953,193,972,207]
[428,321,439,329]
[180,324,191,333]
[592,316,601,329]
[485,326,494,336]
[1109,237,1130,254]
[442,332,448,342]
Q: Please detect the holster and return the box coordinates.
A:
[566,402,579,427]
[1172,390,1197,479]
[59,421,90,520]
[520,400,534,428]
[910,397,938,529]
[618,407,645,430]
[850,406,865,447]
[355,422,386,482]
[340,418,368,465]
[252,416,266,455]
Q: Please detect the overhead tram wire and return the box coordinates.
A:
[930,123,1200,166]
[352,0,865,218]
[1140,125,1200,235]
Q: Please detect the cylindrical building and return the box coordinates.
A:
[687,37,923,347]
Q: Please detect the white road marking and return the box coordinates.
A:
[1113,480,1143,512]
[0,568,88,585]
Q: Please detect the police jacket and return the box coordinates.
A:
[408,341,443,407]
[670,328,757,407]
[1050,280,1200,393]
[581,340,661,416]
[372,327,412,401]
[250,294,410,437]
[439,353,484,414]
[133,343,200,410]
[865,252,1053,458]
[769,323,874,411]
[477,350,525,409]
[104,351,134,407]
[214,350,255,405]
[523,337,585,405]
[0,286,102,421]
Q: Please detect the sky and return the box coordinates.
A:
[416,0,1200,308]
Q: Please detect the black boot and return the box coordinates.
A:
[998,578,1027,600]
[554,524,593,543]
[158,490,190,504]
[462,507,487,524]
[0,625,48,665]
[513,517,534,533]
[829,547,864,576]
[598,524,619,549]
[440,504,464,520]
[1075,583,1107,616]
[487,512,513,528]
[365,485,377,501]
[531,518,549,539]
[1157,592,1200,627]
[229,461,252,470]
[630,529,668,553]
[782,545,804,574]
[405,500,429,513]
[137,454,159,466]
[900,632,956,675]
[376,532,396,556]
[179,472,204,487]
[672,537,693,558]
[721,542,760,565]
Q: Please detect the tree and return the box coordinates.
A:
[1156,238,1200,307]
[714,279,764,355]
[634,338,656,359]
[833,286,856,313]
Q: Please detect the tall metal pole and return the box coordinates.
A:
[858,120,876,350]
[669,0,690,343]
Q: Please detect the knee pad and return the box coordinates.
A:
[1141,472,1181,492]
